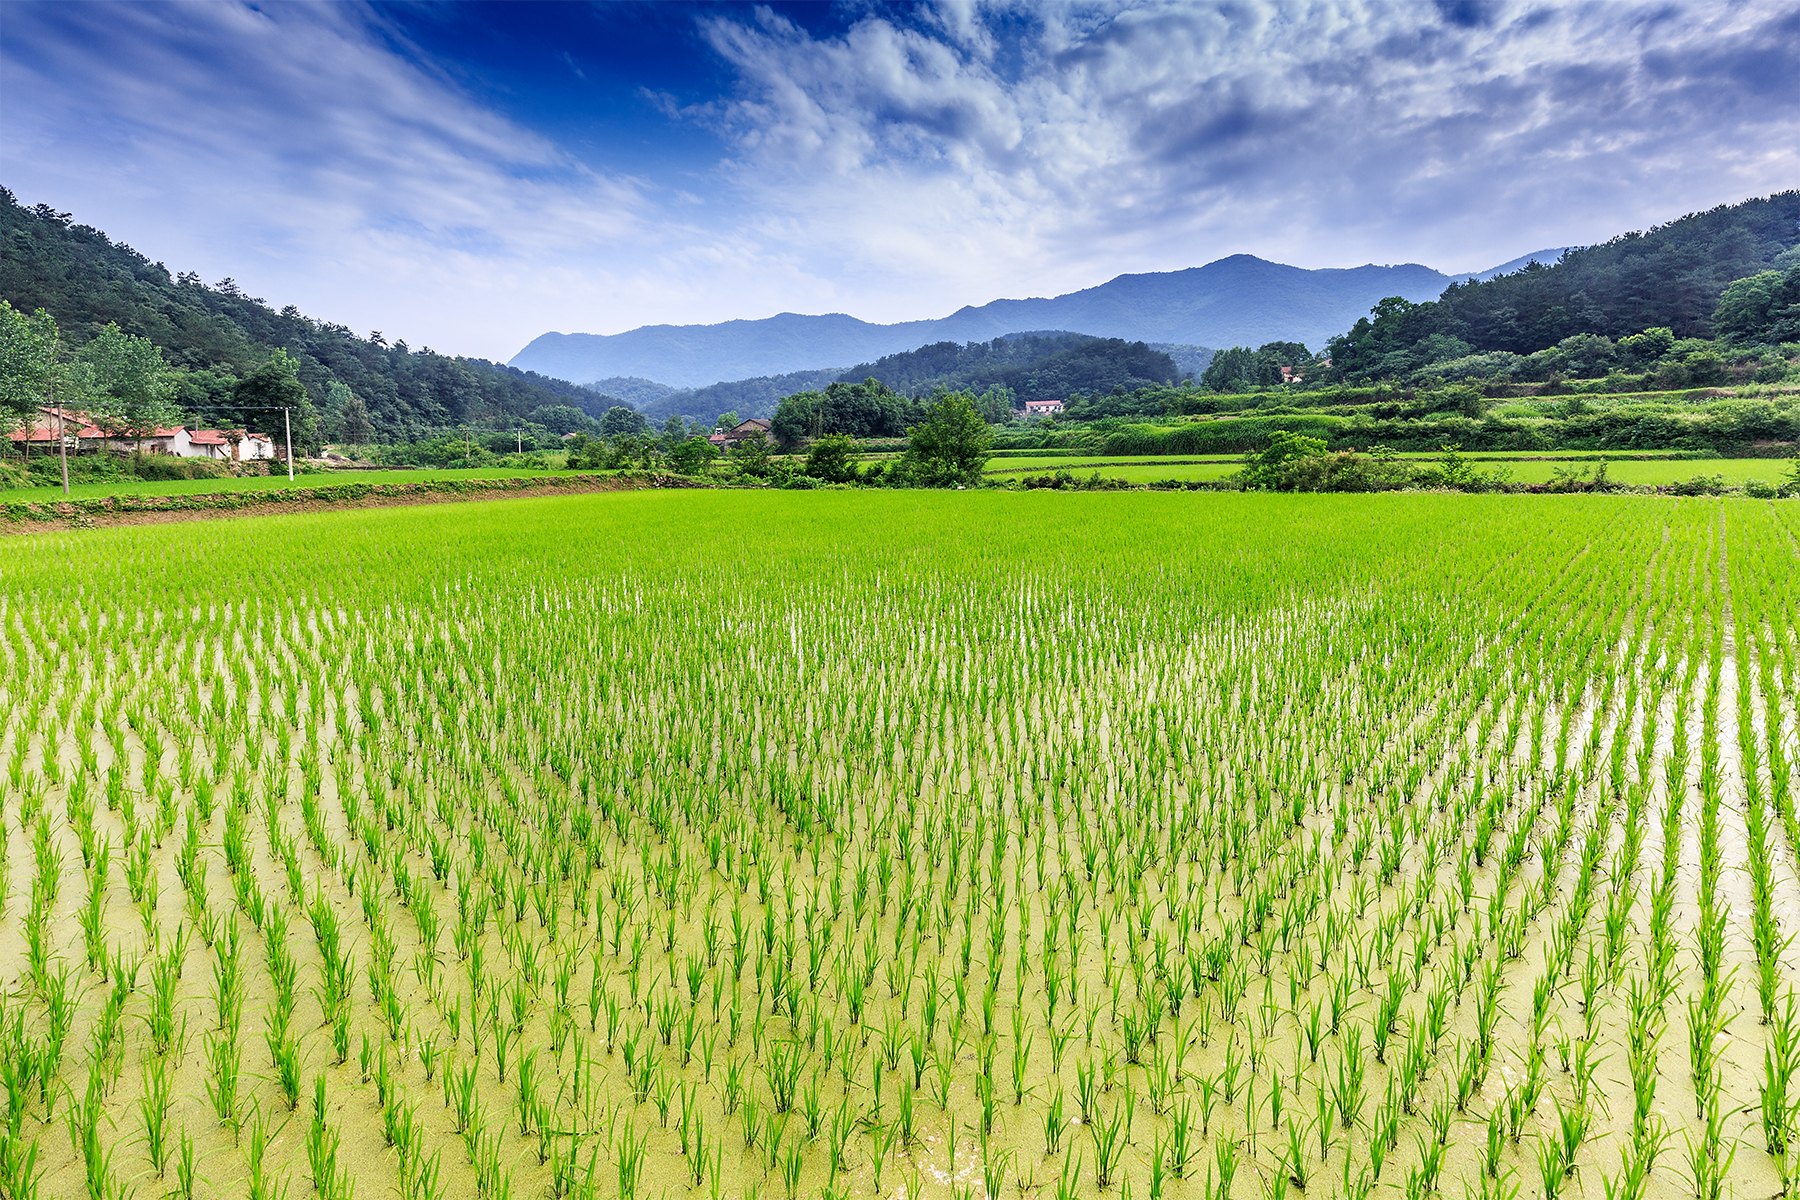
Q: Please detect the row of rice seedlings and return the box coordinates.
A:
[0,494,1774,1198]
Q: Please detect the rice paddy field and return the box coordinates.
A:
[1,489,1796,1200]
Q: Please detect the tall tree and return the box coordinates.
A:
[340,391,375,446]
[0,301,64,431]
[900,392,993,486]
[82,323,181,454]
[229,349,319,457]
[0,300,90,491]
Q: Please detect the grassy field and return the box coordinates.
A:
[984,455,1794,487]
[0,466,563,502]
[0,490,1793,1200]
[1489,458,1788,485]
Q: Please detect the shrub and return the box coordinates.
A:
[803,434,859,483]
[1241,430,1327,489]
[132,455,232,482]
[1667,474,1727,496]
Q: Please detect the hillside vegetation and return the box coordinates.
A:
[1318,192,1800,385]
[0,189,601,449]
[843,335,1184,406]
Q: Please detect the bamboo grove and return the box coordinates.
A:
[0,490,1795,1200]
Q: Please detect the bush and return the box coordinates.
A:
[131,455,232,481]
[1667,473,1727,496]
[1745,478,1779,499]
[1241,430,1328,489]
[803,434,859,482]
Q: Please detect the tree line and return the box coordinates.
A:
[0,188,604,451]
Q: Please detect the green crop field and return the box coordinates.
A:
[0,491,1793,1200]
[1491,458,1787,486]
[0,467,564,503]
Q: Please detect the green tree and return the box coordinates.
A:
[1617,327,1676,365]
[229,349,318,457]
[772,378,919,446]
[0,301,67,431]
[727,430,774,478]
[82,323,180,455]
[527,404,593,438]
[804,433,859,483]
[601,405,647,438]
[899,392,992,486]
[1714,267,1800,344]
[714,410,741,432]
[666,436,719,476]
[340,391,374,445]
[1240,430,1327,490]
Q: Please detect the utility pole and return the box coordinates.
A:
[515,429,523,454]
[55,378,70,497]
[465,428,471,461]
[283,406,294,482]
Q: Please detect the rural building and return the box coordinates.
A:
[1023,398,1065,415]
[716,418,773,447]
[5,407,273,461]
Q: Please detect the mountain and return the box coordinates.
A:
[1331,191,1800,379]
[511,254,1531,388]
[0,188,599,448]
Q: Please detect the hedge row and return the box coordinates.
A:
[1,471,687,525]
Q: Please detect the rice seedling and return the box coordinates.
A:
[1,493,1791,1199]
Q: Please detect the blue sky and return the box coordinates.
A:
[4,1,1797,362]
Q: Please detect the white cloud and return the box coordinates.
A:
[0,2,844,357]
[2,0,1796,362]
[694,0,1800,311]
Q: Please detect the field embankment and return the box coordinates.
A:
[0,470,701,532]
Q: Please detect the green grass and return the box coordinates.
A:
[980,451,1794,487]
[0,465,564,502]
[1492,457,1791,484]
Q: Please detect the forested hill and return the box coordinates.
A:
[1415,192,1797,352]
[0,189,607,443]
[844,334,1185,404]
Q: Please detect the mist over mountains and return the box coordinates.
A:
[512,250,1565,390]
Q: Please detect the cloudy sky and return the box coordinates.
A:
[4,1,1796,361]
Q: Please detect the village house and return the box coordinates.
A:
[6,407,274,461]
[714,417,773,447]
[1022,398,1065,416]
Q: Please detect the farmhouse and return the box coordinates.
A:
[5,407,275,460]
[1023,398,1065,415]
[715,417,773,447]
[186,430,275,461]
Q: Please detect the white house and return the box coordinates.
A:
[181,430,275,461]
[9,408,277,462]
[1023,398,1065,416]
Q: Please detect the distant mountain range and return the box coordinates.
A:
[511,249,1566,390]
